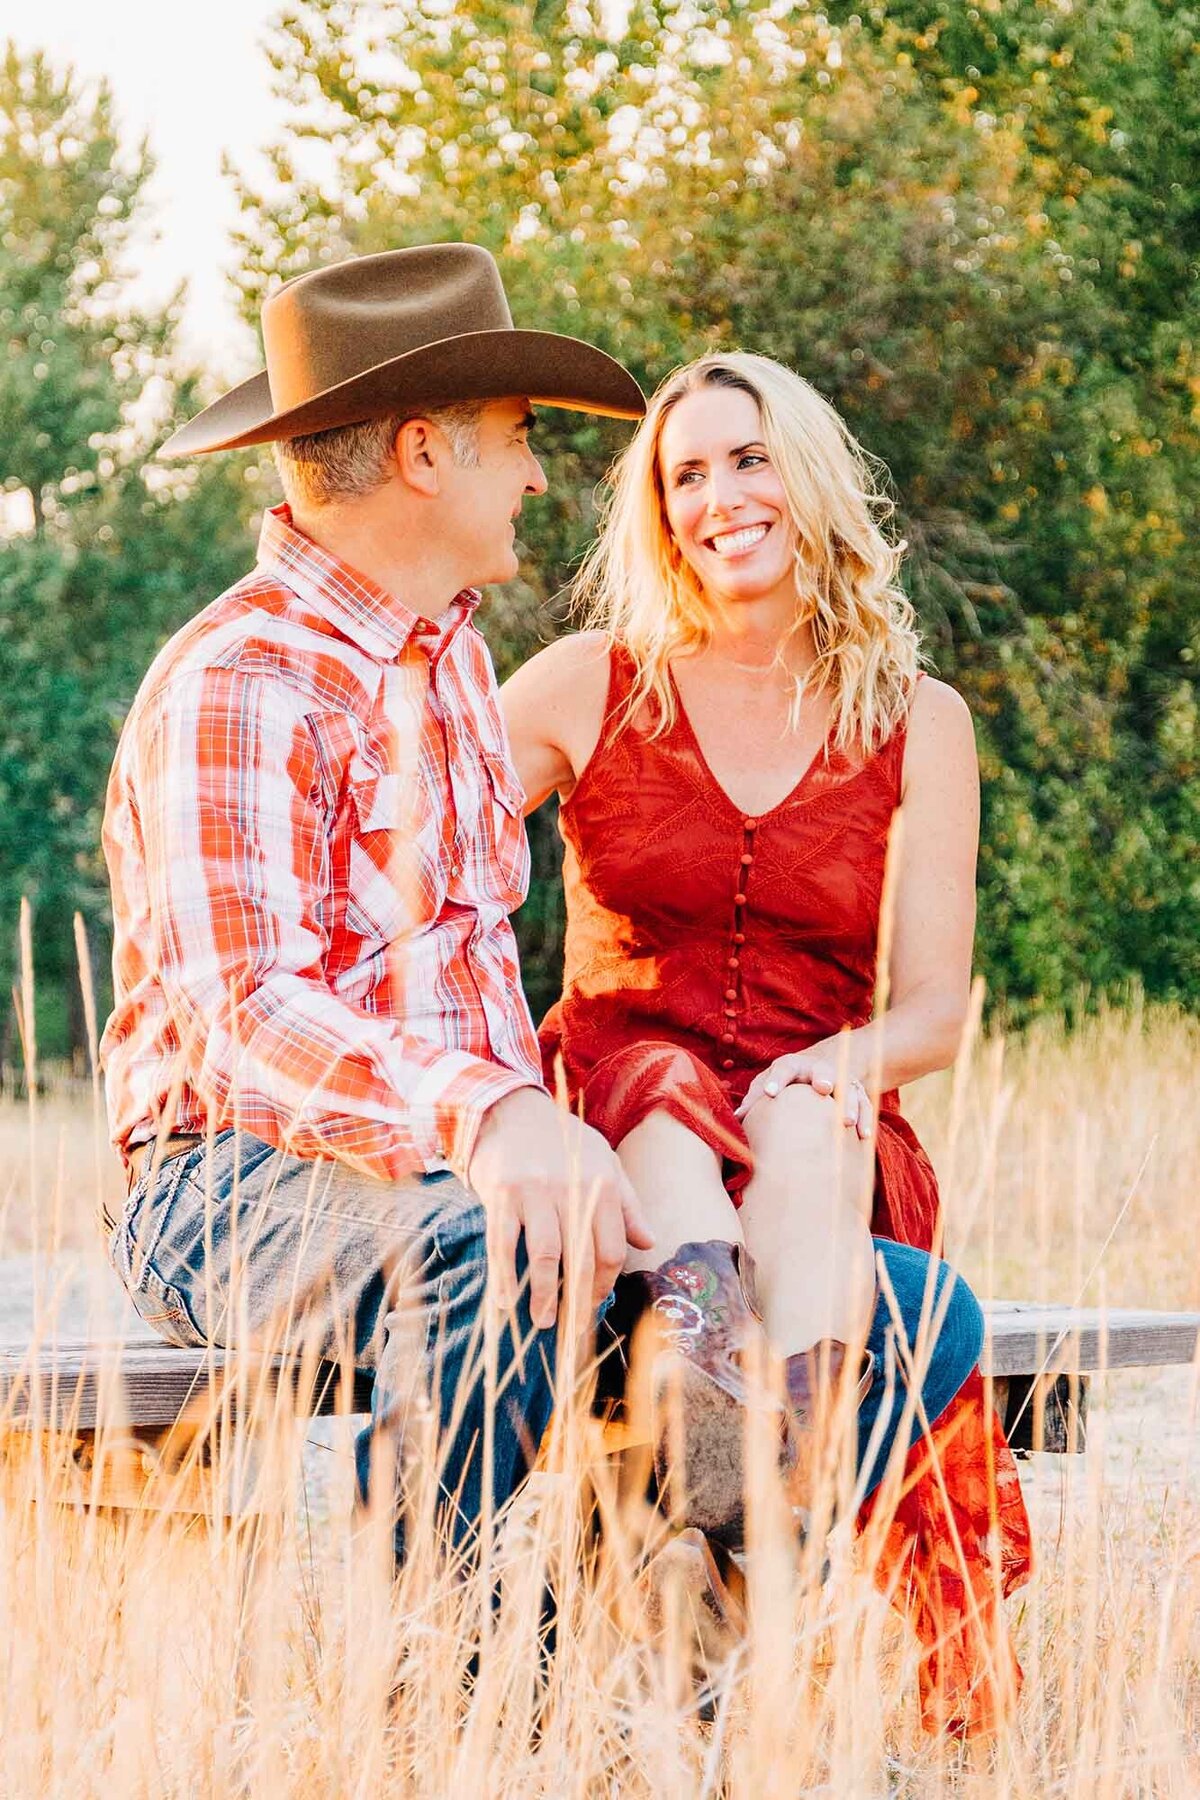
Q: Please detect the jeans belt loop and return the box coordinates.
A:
[124,1132,204,1195]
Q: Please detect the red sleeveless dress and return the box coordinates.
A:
[540,646,1032,1734]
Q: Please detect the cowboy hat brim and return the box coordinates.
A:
[158,327,645,458]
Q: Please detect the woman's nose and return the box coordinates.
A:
[706,471,745,516]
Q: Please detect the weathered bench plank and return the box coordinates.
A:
[0,1339,373,1430]
[984,1302,1200,1378]
[2,1259,1196,1436]
[0,1256,373,1429]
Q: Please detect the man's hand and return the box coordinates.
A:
[467,1088,655,1330]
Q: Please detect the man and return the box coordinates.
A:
[100,243,654,1549]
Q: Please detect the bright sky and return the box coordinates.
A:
[7,0,287,373]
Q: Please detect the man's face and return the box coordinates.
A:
[436,396,548,587]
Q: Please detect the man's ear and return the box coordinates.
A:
[393,417,442,497]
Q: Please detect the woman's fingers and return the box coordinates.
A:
[736,1054,821,1118]
[734,1064,780,1118]
[805,1061,836,1097]
[736,1059,875,1136]
[841,1078,874,1138]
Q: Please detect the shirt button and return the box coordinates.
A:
[720,1031,735,1045]
[722,1058,735,1070]
[727,956,740,971]
[740,853,753,867]
[743,817,758,832]
[724,987,737,1000]
[733,932,746,945]
[733,892,747,907]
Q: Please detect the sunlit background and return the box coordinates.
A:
[1,0,1196,1058]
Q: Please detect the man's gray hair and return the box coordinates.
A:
[274,400,485,508]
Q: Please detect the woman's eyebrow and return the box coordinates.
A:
[668,440,766,476]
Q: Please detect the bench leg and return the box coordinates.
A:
[993,1372,1088,1455]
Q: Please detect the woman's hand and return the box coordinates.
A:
[734,1049,875,1139]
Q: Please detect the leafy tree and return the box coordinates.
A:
[0,46,257,1058]
[225,0,1195,1017]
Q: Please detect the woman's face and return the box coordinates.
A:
[658,385,796,611]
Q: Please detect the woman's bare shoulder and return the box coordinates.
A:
[908,673,974,740]
[901,675,977,796]
[504,629,612,704]
[501,631,613,796]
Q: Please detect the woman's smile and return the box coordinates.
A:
[704,522,772,557]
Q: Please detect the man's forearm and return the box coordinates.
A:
[176,968,544,1181]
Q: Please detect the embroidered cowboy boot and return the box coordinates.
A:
[631,1238,772,1545]
[782,1339,875,1512]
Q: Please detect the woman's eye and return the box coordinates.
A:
[675,469,702,485]
[738,453,766,469]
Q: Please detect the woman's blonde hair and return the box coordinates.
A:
[574,352,921,754]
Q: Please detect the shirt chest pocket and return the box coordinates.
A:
[344,767,442,941]
[476,750,529,909]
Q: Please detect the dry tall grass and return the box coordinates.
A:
[1,1001,1198,1797]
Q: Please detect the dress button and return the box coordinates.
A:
[733,932,746,945]
[720,1031,735,1045]
[724,987,737,1000]
[724,1006,737,1019]
[721,1058,735,1070]
[727,956,740,971]
[743,817,758,831]
[733,892,747,907]
[740,853,753,867]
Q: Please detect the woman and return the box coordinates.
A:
[502,353,1031,1731]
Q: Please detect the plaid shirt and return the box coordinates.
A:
[100,503,543,1181]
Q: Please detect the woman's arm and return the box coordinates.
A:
[844,675,980,1087]
[737,677,980,1123]
[500,631,611,814]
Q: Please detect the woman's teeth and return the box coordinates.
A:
[708,524,769,556]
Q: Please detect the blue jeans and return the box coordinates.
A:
[109,1130,982,1551]
[857,1237,983,1497]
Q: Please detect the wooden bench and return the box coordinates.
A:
[0,1255,374,1514]
[2,1257,1197,1513]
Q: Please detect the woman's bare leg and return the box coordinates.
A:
[738,1085,875,1357]
[615,1110,742,1272]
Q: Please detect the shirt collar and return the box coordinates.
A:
[256,503,481,660]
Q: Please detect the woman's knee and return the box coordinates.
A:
[871,1240,983,1420]
[742,1086,873,1230]
[935,1267,993,1404]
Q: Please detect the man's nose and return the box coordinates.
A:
[525,452,548,497]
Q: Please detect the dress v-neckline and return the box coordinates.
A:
[666,666,837,821]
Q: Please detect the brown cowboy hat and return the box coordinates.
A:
[158,242,645,459]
